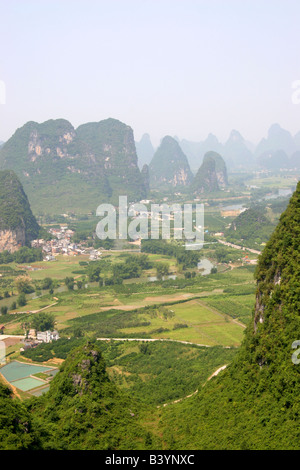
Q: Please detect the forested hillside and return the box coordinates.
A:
[0,118,147,213]
[160,181,300,449]
[0,170,40,251]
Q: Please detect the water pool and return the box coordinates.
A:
[0,361,55,382]
[10,377,45,391]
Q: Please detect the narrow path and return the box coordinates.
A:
[217,239,261,255]
[12,301,58,315]
[97,337,212,347]
[156,364,228,408]
[31,302,58,314]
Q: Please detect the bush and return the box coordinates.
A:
[17,293,26,307]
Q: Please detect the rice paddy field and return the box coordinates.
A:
[0,259,256,343]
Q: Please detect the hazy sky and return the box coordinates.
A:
[1,0,300,146]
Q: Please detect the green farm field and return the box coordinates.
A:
[1,250,256,351]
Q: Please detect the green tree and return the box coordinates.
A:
[64,277,75,291]
[32,312,55,332]
[88,265,101,282]
[156,261,169,279]
[17,293,27,307]
[1,306,8,315]
[15,275,34,294]
[42,277,53,290]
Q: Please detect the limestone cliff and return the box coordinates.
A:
[0,228,26,253]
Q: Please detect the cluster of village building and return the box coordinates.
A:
[21,328,60,351]
[31,225,102,261]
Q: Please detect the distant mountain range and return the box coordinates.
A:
[146,135,228,195]
[136,123,300,172]
[0,119,299,216]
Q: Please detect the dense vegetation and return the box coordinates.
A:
[0,247,42,265]
[2,343,160,450]
[226,206,275,248]
[98,341,237,406]
[141,239,199,269]
[159,181,300,449]
[21,338,237,406]
[0,119,146,213]
[0,382,38,449]
[0,170,40,242]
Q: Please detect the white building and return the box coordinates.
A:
[36,330,60,343]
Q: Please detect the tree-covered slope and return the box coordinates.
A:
[226,206,276,247]
[160,181,300,449]
[26,343,158,450]
[0,118,146,214]
[0,382,39,450]
[0,170,40,244]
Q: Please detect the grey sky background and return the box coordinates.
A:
[0,0,300,147]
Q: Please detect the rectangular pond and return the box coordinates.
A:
[10,377,46,392]
[0,361,55,382]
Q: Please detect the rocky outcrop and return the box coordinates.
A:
[253,268,282,334]
[0,228,26,253]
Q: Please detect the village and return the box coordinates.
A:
[30,225,103,261]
